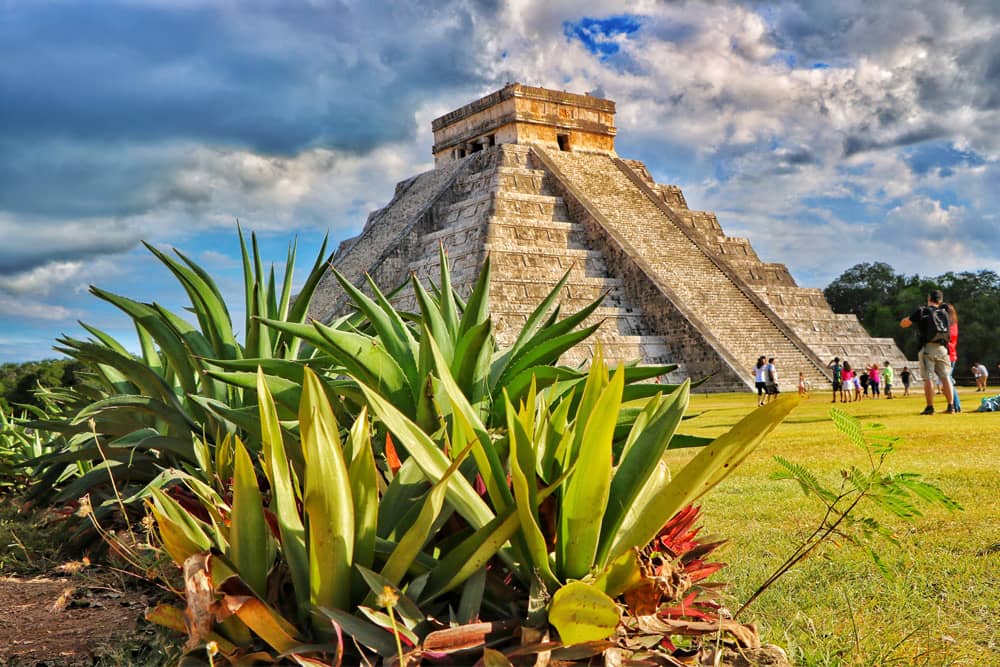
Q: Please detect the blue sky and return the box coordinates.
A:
[1,1,998,362]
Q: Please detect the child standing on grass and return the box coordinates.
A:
[901,366,912,396]
[883,361,894,399]
[798,372,808,398]
[841,362,855,402]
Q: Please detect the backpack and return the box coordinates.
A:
[921,305,951,346]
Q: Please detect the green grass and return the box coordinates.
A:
[676,388,1000,666]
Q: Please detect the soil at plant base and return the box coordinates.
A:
[0,567,152,665]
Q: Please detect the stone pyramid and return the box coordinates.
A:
[310,84,910,392]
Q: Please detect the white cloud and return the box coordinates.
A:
[0,294,81,322]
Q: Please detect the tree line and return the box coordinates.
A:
[824,262,1000,380]
[0,359,81,410]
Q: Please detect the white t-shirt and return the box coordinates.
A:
[974,363,989,379]
[754,365,767,383]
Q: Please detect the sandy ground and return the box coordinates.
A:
[0,571,149,665]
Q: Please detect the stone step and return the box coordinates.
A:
[492,191,571,222]
[493,309,653,338]
[487,222,586,251]
[485,246,610,279]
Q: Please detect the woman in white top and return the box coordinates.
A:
[753,356,767,406]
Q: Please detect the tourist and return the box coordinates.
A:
[883,361,894,399]
[753,356,767,406]
[901,366,912,396]
[798,371,808,398]
[764,357,779,403]
[869,362,881,398]
[900,290,955,415]
[947,304,961,413]
[859,368,870,397]
[827,357,843,403]
[972,362,989,392]
[841,361,855,402]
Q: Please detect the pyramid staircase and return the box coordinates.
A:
[311,141,915,391]
[533,148,830,390]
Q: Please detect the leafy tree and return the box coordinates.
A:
[824,264,1000,376]
[823,261,904,321]
[0,359,82,409]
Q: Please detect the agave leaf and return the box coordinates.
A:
[380,442,470,587]
[348,408,378,574]
[78,322,133,356]
[425,331,513,514]
[263,318,413,413]
[505,391,558,588]
[492,324,601,393]
[300,367,354,622]
[420,506,521,603]
[457,254,492,337]
[238,224,255,339]
[257,369,309,613]
[316,606,398,657]
[609,394,800,562]
[219,594,300,655]
[144,242,239,360]
[548,581,620,645]
[231,438,273,598]
[457,568,487,625]
[188,397,263,444]
[207,371,302,426]
[591,550,643,598]
[149,487,213,563]
[507,266,574,358]
[451,319,493,409]
[332,267,420,391]
[53,457,160,503]
[354,566,425,628]
[558,365,624,580]
[74,394,198,438]
[412,274,454,362]
[61,340,181,407]
[436,244,461,336]
[358,383,495,530]
[595,381,690,567]
[667,433,715,449]
[287,234,329,332]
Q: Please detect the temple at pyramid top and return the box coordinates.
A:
[432,83,617,165]
[312,84,914,391]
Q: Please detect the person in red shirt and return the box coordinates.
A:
[946,303,961,412]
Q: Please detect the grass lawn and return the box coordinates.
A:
[675,387,1000,666]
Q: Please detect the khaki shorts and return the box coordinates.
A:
[919,343,951,383]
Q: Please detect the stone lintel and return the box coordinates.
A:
[431,83,614,131]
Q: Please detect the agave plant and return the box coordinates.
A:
[23,227,332,511]
[144,353,799,664]
[0,401,71,491]
[146,367,526,663]
[209,245,683,446]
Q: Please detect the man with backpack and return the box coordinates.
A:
[900,289,955,415]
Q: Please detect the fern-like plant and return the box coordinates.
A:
[736,408,963,617]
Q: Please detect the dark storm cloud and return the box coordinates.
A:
[843,125,947,157]
[0,2,494,156]
[0,0,500,277]
[0,221,143,276]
